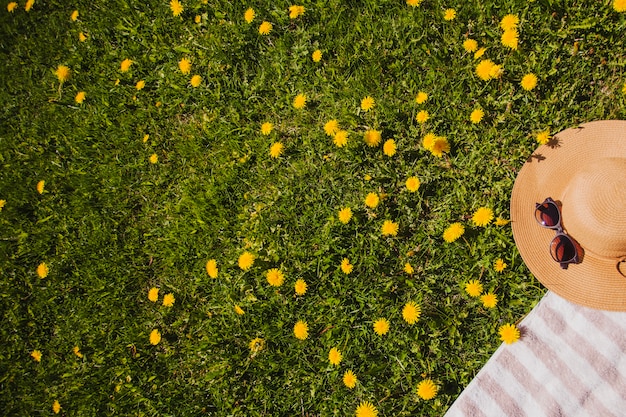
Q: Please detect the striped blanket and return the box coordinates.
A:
[444,291,626,417]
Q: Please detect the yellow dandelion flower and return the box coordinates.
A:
[72,91,86,105]
[364,192,379,208]
[470,108,484,124]
[266,268,285,287]
[443,222,465,243]
[31,350,42,362]
[431,136,450,157]
[361,96,375,111]
[614,0,626,11]
[37,262,48,279]
[404,263,414,274]
[405,176,420,192]
[489,64,503,79]
[422,133,437,151]
[621,81,626,95]
[293,93,307,109]
[383,139,396,156]
[501,29,519,50]
[234,304,245,315]
[162,293,175,307]
[333,130,349,147]
[238,251,255,270]
[120,58,133,72]
[190,74,202,87]
[142,134,150,143]
[149,153,158,164]
[52,400,61,414]
[294,279,307,295]
[364,174,372,181]
[472,207,494,226]
[443,8,456,21]
[135,80,145,90]
[499,323,521,344]
[148,287,159,302]
[73,346,83,358]
[0,199,5,211]
[500,14,519,31]
[481,292,498,308]
[259,21,272,35]
[195,14,201,23]
[415,91,428,104]
[205,259,218,278]
[475,59,495,81]
[520,73,538,91]
[465,280,483,297]
[338,207,353,224]
[402,301,421,324]
[244,7,255,23]
[373,318,390,335]
[341,258,353,274]
[463,39,478,53]
[495,217,510,226]
[149,329,161,345]
[406,0,422,6]
[70,10,79,21]
[536,130,551,145]
[343,369,358,388]
[474,47,487,59]
[269,142,284,158]
[381,220,399,237]
[416,110,429,123]
[36,180,45,194]
[249,337,265,355]
[363,129,381,147]
[78,32,88,42]
[312,49,322,62]
[355,401,378,417]
[324,119,339,136]
[494,258,507,272]
[328,347,342,365]
[7,2,17,12]
[289,5,305,19]
[55,65,71,83]
[293,320,308,340]
[261,122,273,135]
[417,379,438,400]
[170,0,183,16]
[178,58,191,74]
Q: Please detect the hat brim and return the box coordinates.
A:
[510,120,626,311]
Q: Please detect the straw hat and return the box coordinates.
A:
[510,120,626,311]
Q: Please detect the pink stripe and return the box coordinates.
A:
[524,325,618,417]
[539,304,626,401]
[495,348,564,415]
[583,307,626,352]
[456,395,488,417]
[473,372,525,416]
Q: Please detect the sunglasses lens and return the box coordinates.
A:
[550,235,577,263]
[535,201,560,227]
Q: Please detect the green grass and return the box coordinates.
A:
[0,0,625,415]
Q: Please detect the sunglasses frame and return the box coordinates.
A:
[535,197,580,269]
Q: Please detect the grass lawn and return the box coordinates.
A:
[1,0,625,415]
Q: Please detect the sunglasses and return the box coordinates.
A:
[535,197,581,269]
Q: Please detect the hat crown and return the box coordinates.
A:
[561,158,626,259]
